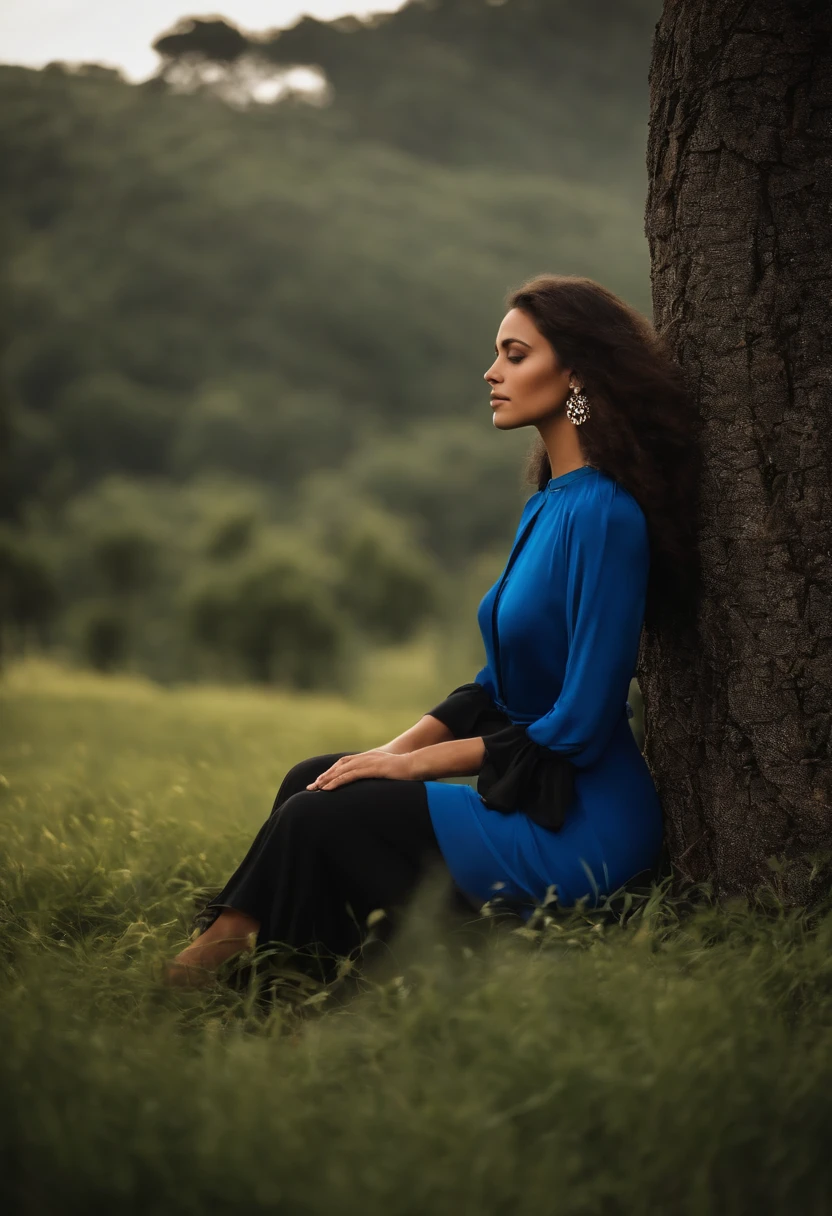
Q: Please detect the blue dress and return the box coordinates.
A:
[424,463,664,916]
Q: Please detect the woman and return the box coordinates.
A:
[163,273,701,989]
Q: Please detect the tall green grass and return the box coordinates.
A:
[1,659,831,1215]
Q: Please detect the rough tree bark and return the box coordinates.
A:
[641,0,832,904]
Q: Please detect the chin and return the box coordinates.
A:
[491,410,521,430]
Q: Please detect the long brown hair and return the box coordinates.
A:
[508,273,702,637]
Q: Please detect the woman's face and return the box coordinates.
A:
[483,307,575,430]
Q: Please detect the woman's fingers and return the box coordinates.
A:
[306,754,360,790]
[311,753,393,790]
[309,767,366,790]
[304,748,403,790]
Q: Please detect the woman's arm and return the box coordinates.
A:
[521,492,649,767]
[377,714,455,755]
[407,736,487,780]
[306,734,487,791]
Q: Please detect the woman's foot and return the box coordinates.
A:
[162,908,261,987]
[160,960,217,989]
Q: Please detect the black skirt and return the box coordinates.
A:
[195,752,476,985]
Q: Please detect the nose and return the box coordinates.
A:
[484,359,500,385]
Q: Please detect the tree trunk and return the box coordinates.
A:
[642,0,832,904]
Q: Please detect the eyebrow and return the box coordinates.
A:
[493,338,532,352]
[494,337,532,352]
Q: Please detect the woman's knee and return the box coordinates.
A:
[273,788,340,843]
[271,753,349,813]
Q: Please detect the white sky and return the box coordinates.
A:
[0,1,406,81]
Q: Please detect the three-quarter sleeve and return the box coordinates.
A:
[476,722,576,829]
[523,492,649,769]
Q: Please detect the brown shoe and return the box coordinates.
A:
[159,960,217,989]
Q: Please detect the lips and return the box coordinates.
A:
[490,396,509,404]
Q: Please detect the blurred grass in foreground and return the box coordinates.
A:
[1,659,831,1214]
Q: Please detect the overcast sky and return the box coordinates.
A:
[1,1,406,81]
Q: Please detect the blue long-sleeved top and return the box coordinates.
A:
[423,463,664,913]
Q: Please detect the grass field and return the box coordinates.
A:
[1,658,831,1215]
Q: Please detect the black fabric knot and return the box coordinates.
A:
[425,683,575,832]
[477,722,575,832]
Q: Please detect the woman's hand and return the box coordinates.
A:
[306,737,487,789]
[306,749,417,791]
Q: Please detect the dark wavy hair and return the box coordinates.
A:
[507,273,703,637]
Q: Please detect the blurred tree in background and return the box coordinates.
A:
[184,539,351,688]
[0,0,661,688]
[0,525,59,666]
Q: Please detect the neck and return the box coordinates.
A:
[536,411,586,481]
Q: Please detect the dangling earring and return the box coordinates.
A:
[565,381,590,425]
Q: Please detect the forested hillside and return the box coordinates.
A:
[151,0,659,184]
[0,0,661,686]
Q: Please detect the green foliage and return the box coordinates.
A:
[69,599,130,671]
[333,518,438,643]
[57,373,177,486]
[342,419,531,563]
[1,664,832,1214]
[91,526,159,598]
[0,55,648,505]
[184,537,353,688]
[203,507,258,561]
[0,524,59,653]
[308,502,443,643]
[155,1,660,183]
[172,380,356,483]
[33,474,452,686]
[0,0,659,681]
